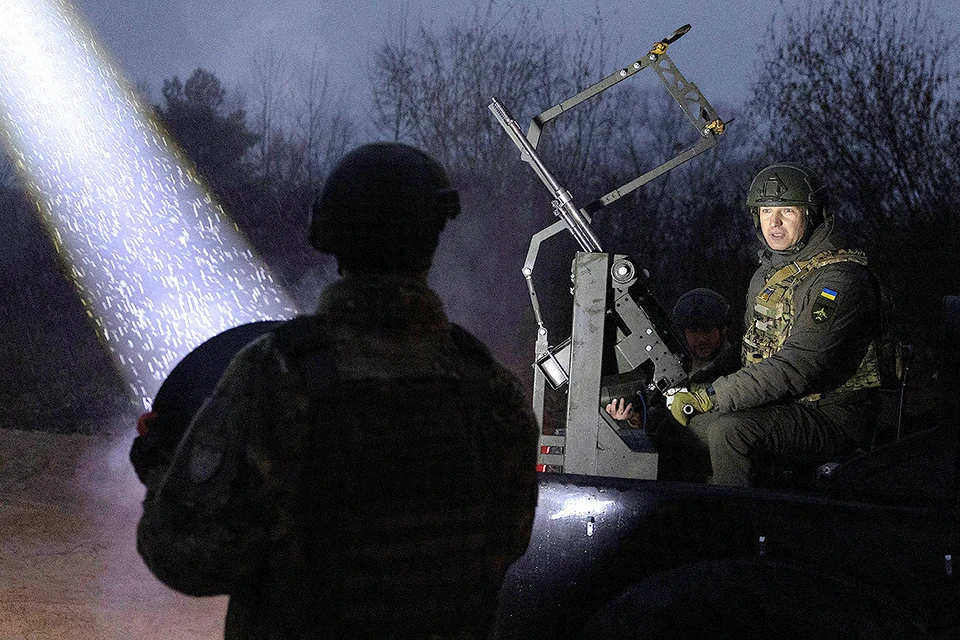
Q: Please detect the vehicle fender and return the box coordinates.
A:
[582,556,931,639]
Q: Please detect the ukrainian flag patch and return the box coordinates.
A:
[812,287,838,324]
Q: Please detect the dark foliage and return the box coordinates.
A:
[156,69,260,204]
[750,0,960,359]
[0,185,133,432]
[3,0,956,434]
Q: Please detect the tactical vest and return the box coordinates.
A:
[741,249,881,401]
[265,317,511,637]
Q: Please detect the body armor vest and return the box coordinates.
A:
[742,249,881,401]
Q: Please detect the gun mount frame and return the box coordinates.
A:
[490,25,726,479]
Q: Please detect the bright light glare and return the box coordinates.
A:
[549,496,617,520]
[0,0,298,408]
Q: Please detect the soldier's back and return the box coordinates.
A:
[230,276,538,638]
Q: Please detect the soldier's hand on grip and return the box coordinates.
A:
[605,397,635,421]
[605,398,643,428]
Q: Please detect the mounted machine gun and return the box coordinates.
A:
[489,24,726,479]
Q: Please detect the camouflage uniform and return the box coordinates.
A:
[686,214,881,486]
[137,273,540,638]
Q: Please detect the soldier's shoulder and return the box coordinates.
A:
[270,315,331,357]
[803,258,879,319]
[811,256,875,290]
[448,323,526,391]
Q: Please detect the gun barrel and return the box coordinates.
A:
[489,97,602,253]
[489,98,563,193]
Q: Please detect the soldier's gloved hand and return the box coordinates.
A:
[670,384,715,426]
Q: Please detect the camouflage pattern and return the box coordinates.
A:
[741,249,881,401]
[690,209,883,486]
[137,273,539,639]
[683,163,881,485]
[711,214,881,413]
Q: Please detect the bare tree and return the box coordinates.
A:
[751,0,960,347]
[298,48,354,192]
[751,0,958,231]
[369,1,614,187]
[249,41,292,195]
[370,8,415,144]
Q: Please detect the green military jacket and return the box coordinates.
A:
[137,273,540,639]
[711,217,880,412]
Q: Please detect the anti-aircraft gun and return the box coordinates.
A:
[486,26,960,639]
[129,24,960,638]
[489,24,726,480]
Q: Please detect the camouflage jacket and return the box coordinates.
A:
[711,218,880,412]
[136,273,540,639]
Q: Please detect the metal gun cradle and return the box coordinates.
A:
[490,25,726,479]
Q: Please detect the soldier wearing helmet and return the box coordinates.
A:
[606,287,740,482]
[669,163,882,486]
[671,287,740,380]
[606,287,738,423]
[137,143,539,638]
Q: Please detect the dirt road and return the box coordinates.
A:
[0,428,227,639]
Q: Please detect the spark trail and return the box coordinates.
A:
[0,0,298,408]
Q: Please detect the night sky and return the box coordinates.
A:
[1,0,958,401]
[68,0,960,120]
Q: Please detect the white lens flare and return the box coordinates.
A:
[0,0,298,408]
[549,496,617,520]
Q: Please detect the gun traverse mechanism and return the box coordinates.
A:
[489,24,726,479]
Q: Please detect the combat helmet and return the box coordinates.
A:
[745,163,828,231]
[310,143,459,272]
[672,288,730,330]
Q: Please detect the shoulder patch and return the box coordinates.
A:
[189,443,224,484]
[812,287,838,323]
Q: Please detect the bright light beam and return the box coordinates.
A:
[0,0,299,408]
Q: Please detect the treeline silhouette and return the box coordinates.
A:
[1,0,956,433]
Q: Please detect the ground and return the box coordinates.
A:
[0,427,227,639]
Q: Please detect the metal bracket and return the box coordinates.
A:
[504,25,725,478]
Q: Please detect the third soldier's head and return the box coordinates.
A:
[672,288,729,363]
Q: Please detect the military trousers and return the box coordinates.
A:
[679,391,879,486]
